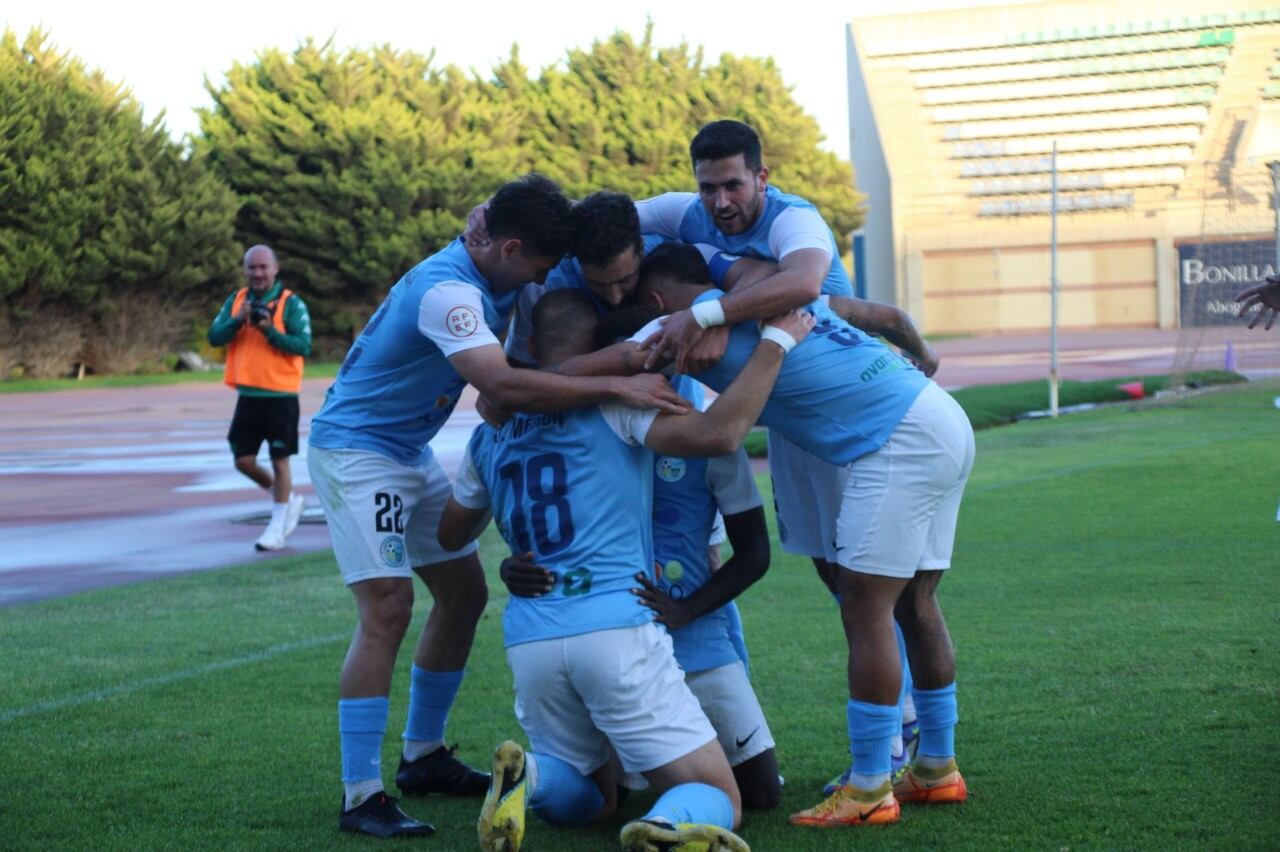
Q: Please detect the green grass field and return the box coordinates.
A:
[0,362,343,393]
[2,382,1278,850]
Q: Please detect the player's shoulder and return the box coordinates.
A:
[765,184,817,210]
[544,257,584,292]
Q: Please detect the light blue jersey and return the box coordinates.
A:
[683,291,929,466]
[459,408,656,647]
[638,187,853,297]
[309,240,518,465]
[651,376,761,674]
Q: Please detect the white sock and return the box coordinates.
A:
[269,501,288,528]
[403,738,444,761]
[849,771,890,790]
[890,734,904,757]
[344,779,384,811]
[525,753,539,798]
[902,694,917,725]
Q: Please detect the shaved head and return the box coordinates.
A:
[243,245,277,265]
[531,290,599,367]
[242,244,279,293]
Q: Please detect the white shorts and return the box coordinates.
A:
[685,661,775,767]
[833,383,975,579]
[307,446,477,585]
[506,623,717,776]
[769,430,849,562]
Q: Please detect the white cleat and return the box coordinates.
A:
[282,493,306,538]
[255,525,286,551]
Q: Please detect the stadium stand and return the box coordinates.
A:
[846,1,1280,335]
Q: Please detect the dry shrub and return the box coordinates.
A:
[81,292,193,375]
[11,310,85,378]
[0,312,18,379]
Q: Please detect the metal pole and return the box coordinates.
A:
[1050,141,1060,417]
[1271,161,1280,270]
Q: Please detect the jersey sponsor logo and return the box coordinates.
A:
[656,456,687,483]
[379,534,407,567]
[446,305,480,338]
[859,352,908,383]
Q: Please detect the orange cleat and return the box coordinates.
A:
[893,759,968,804]
[789,780,900,827]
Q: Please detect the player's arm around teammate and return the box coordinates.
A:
[716,253,940,377]
[442,305,814,554]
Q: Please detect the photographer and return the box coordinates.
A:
[208,245,312,550]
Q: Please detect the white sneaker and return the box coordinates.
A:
[282,493,306,538]
[255,525,286,551]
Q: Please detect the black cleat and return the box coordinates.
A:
[396,744,491,797]
[338,792,435,838]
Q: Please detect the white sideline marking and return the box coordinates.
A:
[0,632,348,724]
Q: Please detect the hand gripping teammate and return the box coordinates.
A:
[439,289,812,851]
[306,175,690,838]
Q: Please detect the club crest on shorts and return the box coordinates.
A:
[379,535,406,567]
[656,457,686,483]
[663,560,685,582]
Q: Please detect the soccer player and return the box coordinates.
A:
[305,175,691,838]
[500,370,782,811]
[592,243,975,828]
[633,119,863,625]
[702,248,935,783]
[439,289,813,851]
[633,398,782,812]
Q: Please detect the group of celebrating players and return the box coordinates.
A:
[306,119,975,851]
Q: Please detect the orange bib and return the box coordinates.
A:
[223,287,304,393]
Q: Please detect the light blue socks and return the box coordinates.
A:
[527,752,604,826]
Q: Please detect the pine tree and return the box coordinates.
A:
[199,27,863,352]
[0,29,239,376]
[198,40,532,346]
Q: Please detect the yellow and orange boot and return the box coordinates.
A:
[789,780,900,828]
[893,758,968,804]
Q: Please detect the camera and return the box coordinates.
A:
[250,302,273,325]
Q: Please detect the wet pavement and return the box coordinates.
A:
[0,379,480,606]
[1,326,1275,607]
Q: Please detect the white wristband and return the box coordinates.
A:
[819,294,831,308]
[691,299,726,329]
[760,325,798,354]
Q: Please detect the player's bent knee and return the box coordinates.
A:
[432,577,488,623]
[354,580,415,642]
[370,597,413,641]
[417,556,488,617]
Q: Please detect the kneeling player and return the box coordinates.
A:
[439,290,812,851]
[503,371,782,811]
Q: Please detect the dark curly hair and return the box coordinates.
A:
[570,192,643,267]
[486,174,575,260]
